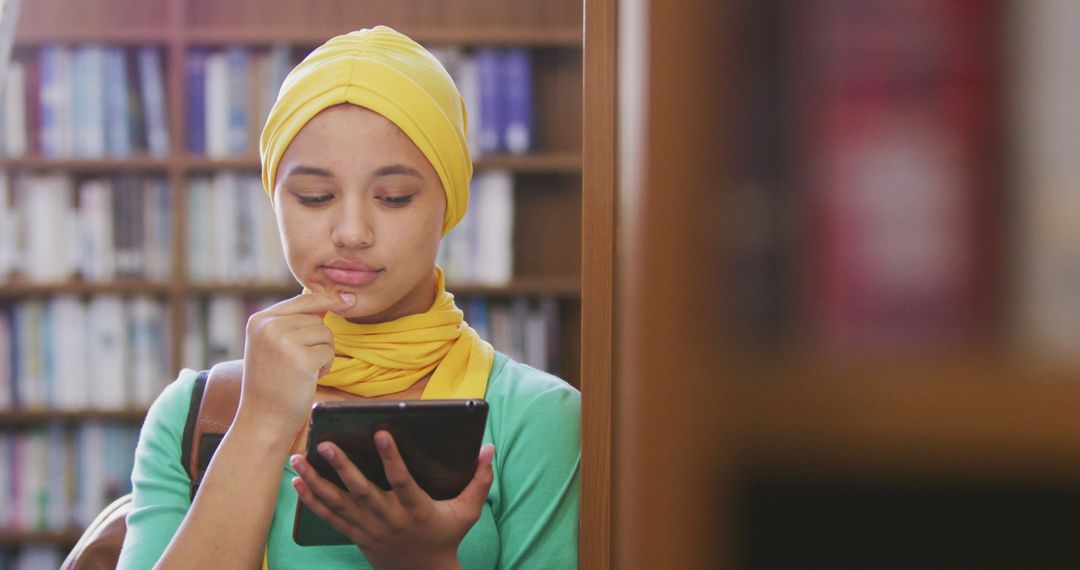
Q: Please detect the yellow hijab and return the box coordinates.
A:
[259,26,493,398]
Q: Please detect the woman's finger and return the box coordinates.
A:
[374,431,427,510]
[292,477,368,547]
[282,322,334,347]
[291,452,373,522]
[455,444,496,513]
[315,442,388,515]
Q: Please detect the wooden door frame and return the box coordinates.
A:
[580,0,617,567]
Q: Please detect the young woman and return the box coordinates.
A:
[117,26,580,569]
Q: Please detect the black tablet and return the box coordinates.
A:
[293,399,489,546]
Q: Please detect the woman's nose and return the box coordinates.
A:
[330,205,374,248]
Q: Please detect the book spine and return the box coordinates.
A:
[225,47,250,155]
[185,49,207,155]
[474,49,503,155]
[138,47,170,157]
[500,48,533,154]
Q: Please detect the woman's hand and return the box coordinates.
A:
[237,292,355,440]
[290,432,496,570]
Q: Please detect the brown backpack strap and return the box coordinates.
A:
[186,359,243,499]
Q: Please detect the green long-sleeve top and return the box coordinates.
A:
[117,352,580,569]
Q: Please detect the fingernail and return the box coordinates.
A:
[375,432,390,451]
[319,443,335,460]
[289,455,304,474]
[340,292,355,306]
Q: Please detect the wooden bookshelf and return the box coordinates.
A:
[0,0,585,560]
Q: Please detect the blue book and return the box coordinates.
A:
[466,297,490,341]
[73,45,106,157]
[104,47,132,157]
[37,45,60,157]
[138,47,169,156]
[225,47,250,155]
[500,49,533,154]
[473,49,503,155]
[185,49,207,154]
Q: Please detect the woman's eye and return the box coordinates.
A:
[298,194,332,206]
[379,195,414,207]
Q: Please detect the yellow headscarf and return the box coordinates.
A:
[259,26,494,404]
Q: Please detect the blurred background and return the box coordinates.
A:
[608,0,1080,568]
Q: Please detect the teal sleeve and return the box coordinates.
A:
[117,370,197,570]
[494,367,581,569]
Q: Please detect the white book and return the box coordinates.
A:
[524,300,548,372]
[187,176,211,282]
[14,300,46,409]
[74,422,107,528]
[129,296,167,406]
[211,172,239,282]
[0,171,15,279]
[73,44,106,158]
[2,60,26,157]
[18,174,76,283]
[234,174,258,281]
[206,295,245,363]
[142,177,171,280]
[471,170,514,285]
[204,51,230,158]
[77,178,116,282]
[46,424,67,530]
[49,295,87,410]
[1013,0,1080,358]
[0,434,10,527]
[182,298,207,370]
[86,295,128,409]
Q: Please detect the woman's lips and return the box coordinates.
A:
[322,266,382,286]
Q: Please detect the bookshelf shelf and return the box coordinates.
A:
[183,28,583,48]
[0,529,82,546]
[11,29,172,47]
[0,408,148,424]
[0,281,175,298]
[0,156,171,172]
[180,152,583,174]
[736,359,1080,482]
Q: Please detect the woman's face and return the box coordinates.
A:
[274,104,446,323]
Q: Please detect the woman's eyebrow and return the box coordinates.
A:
[374,164,424,178]
[285,165,334,178]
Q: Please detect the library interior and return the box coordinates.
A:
[2,0,1080,568]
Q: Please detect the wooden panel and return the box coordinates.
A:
[185,0,582,32]
[581,0,617,565]
[534,49,585,153]
[15,0,172,39]
[613,0,733,567]
[514,175,582,279]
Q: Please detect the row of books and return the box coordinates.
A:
[437,170,515,286]
[0,173,171,283]
[181,294,561,375]
[430,46,535,156]
[0,423,138,532]
[183,44,536,158]
[186,172,292,284]
[0,546,62,570]
[0,45,168,159]
[185,45,292,158]
[0,296,170,410]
